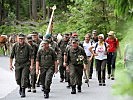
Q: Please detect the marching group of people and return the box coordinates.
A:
[9,30,121,98]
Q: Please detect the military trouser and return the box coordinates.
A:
[15,66,30,88]
[30,64,36,89]
[69,64,83,86]
[59,57,66,80]
[95,59,107,82]
[40,67,54,93]
[59,65,66,79]
[66,71,70,85]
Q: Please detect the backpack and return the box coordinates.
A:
[94,42,107,53]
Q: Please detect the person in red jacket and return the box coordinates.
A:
[105,31,121,80]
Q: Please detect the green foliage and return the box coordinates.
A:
[8,12,16,21]
[113,69,133,96]
[0,25,16,34]
[0,24,47,35]
[0,48,4,55]
[19,0,29,20]
[62,0,113,39]
[107,0,133,19]
[113,20,133,96]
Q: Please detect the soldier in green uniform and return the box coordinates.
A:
[38,33,61,92]
[58,34,69,82]
[36,39,58,98]
[27,36,38,93]
[44,33,61,55]
[31,31,42,46]
[65,38,88,94]
[44,33,61,68]
[31,31,42,87]
[10,33,34,98]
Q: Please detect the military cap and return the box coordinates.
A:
[27,36,32,41]
[41,39,49,44]
[31,31,38,35]
[71,38,79,43]
[64,33,69,36]
[18,33,25,39]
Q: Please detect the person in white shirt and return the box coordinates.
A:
[83,33,93,83]
[89,34,108,86]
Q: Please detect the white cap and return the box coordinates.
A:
[98,34,104,39]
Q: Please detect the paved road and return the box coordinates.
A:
[0,56,17,99]
[0,56,131,100]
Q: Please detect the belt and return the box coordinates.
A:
[108,52,116,54]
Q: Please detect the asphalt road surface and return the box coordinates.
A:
[0,56,131,100]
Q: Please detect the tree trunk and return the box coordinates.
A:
[47,7,51,19]
[40,0,43,9]
[16,0,20,20]
[64,0,67,11]
[29,0,32,19]
[0,2,2,25]
[32,0,37,21]
[0,0,4,25]
[42,0,46,20]
[102,0,107,33]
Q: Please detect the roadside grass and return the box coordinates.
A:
[112,28,133,96]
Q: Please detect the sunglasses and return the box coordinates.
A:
[98,38,103,39]
[72,42,77,44]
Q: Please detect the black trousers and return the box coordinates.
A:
[107,52,117,75]
[95,59,107,81]
[89,58,94,77]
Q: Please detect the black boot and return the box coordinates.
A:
[66,84,71,89]
[99,80,102,86]
[21,88,26,98]
[27,87,31,92]
[102,80,106,86]
[42,86,46,93]
[19,86,22,95]
[77,85,81,92]
[111,69,115,80]
[44,92,49,98]
[71,85,76,94]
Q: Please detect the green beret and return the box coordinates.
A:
[44,33,52,39]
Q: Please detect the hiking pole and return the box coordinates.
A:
[84,70,89,87]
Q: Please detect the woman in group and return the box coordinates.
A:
[89,34,108,86]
